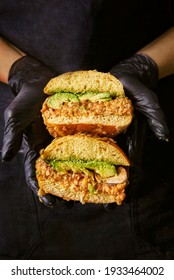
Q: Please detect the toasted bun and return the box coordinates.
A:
[42,70,133,138]
[44,70,125,96]
[36,134,130,205]
[40,134,130,166]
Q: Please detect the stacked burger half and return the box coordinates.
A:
[36,70,134,205]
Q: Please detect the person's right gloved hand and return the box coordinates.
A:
[104,53,169,211]
[110,53,170,191]
[110,53,169,141]
[2,55,60,207]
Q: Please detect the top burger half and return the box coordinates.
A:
[42,70,133,138]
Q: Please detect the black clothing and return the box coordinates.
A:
[0,0,173,72]
[0,0,174,259]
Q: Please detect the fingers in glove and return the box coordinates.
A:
[117,74,169,141]
[39,194,58,208]
[2,86,48,161]
[8,55,55,95]
[103,115,146,209]
[125,113,147,200]
[2,104,24,160]
[22,134,74,208]
[126,112,147,167]
[22,137,57,207]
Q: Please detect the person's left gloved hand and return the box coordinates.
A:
[2,56,58,207]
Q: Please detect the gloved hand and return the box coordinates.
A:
[103,112,147,211]
[2,56,58,207]
[124,112,147,201]
[104,53,169,210]
[110,53,169,141]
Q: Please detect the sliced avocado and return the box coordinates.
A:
[79,92,112,102]
[46,92,80,109]
[49,160,89,175]
[85,161,117,177]
[48,159,117,178]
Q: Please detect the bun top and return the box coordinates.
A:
[41,134,130,166]
[44,70,125,97]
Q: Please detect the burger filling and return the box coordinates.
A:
[46,91,118,109]
[42,93,132,120]
[36,158,128,204]
[48,159,117,178]
[45,158,128,187]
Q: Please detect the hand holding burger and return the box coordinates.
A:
[110,53,169,141]
[2,56,57,207]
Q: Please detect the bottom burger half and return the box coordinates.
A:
[36,134,130,205]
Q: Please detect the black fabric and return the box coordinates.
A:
[0,0,174,260]
[0,0,173,72]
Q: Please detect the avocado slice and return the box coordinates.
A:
[48,159,117,178]
[46,92,80,109]
[79,92,112,102]
[84,161,117,177]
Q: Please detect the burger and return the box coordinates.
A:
[36,134,130,205]
[41,70,133,138]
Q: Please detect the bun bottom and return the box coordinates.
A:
[36,158,128,205]
[45,123,129,138]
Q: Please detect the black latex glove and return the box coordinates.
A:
[103,112,147,211]
[124,112,147,201]
[2,56,58,207]
[110,53,169,141]
[104,53,169,211]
